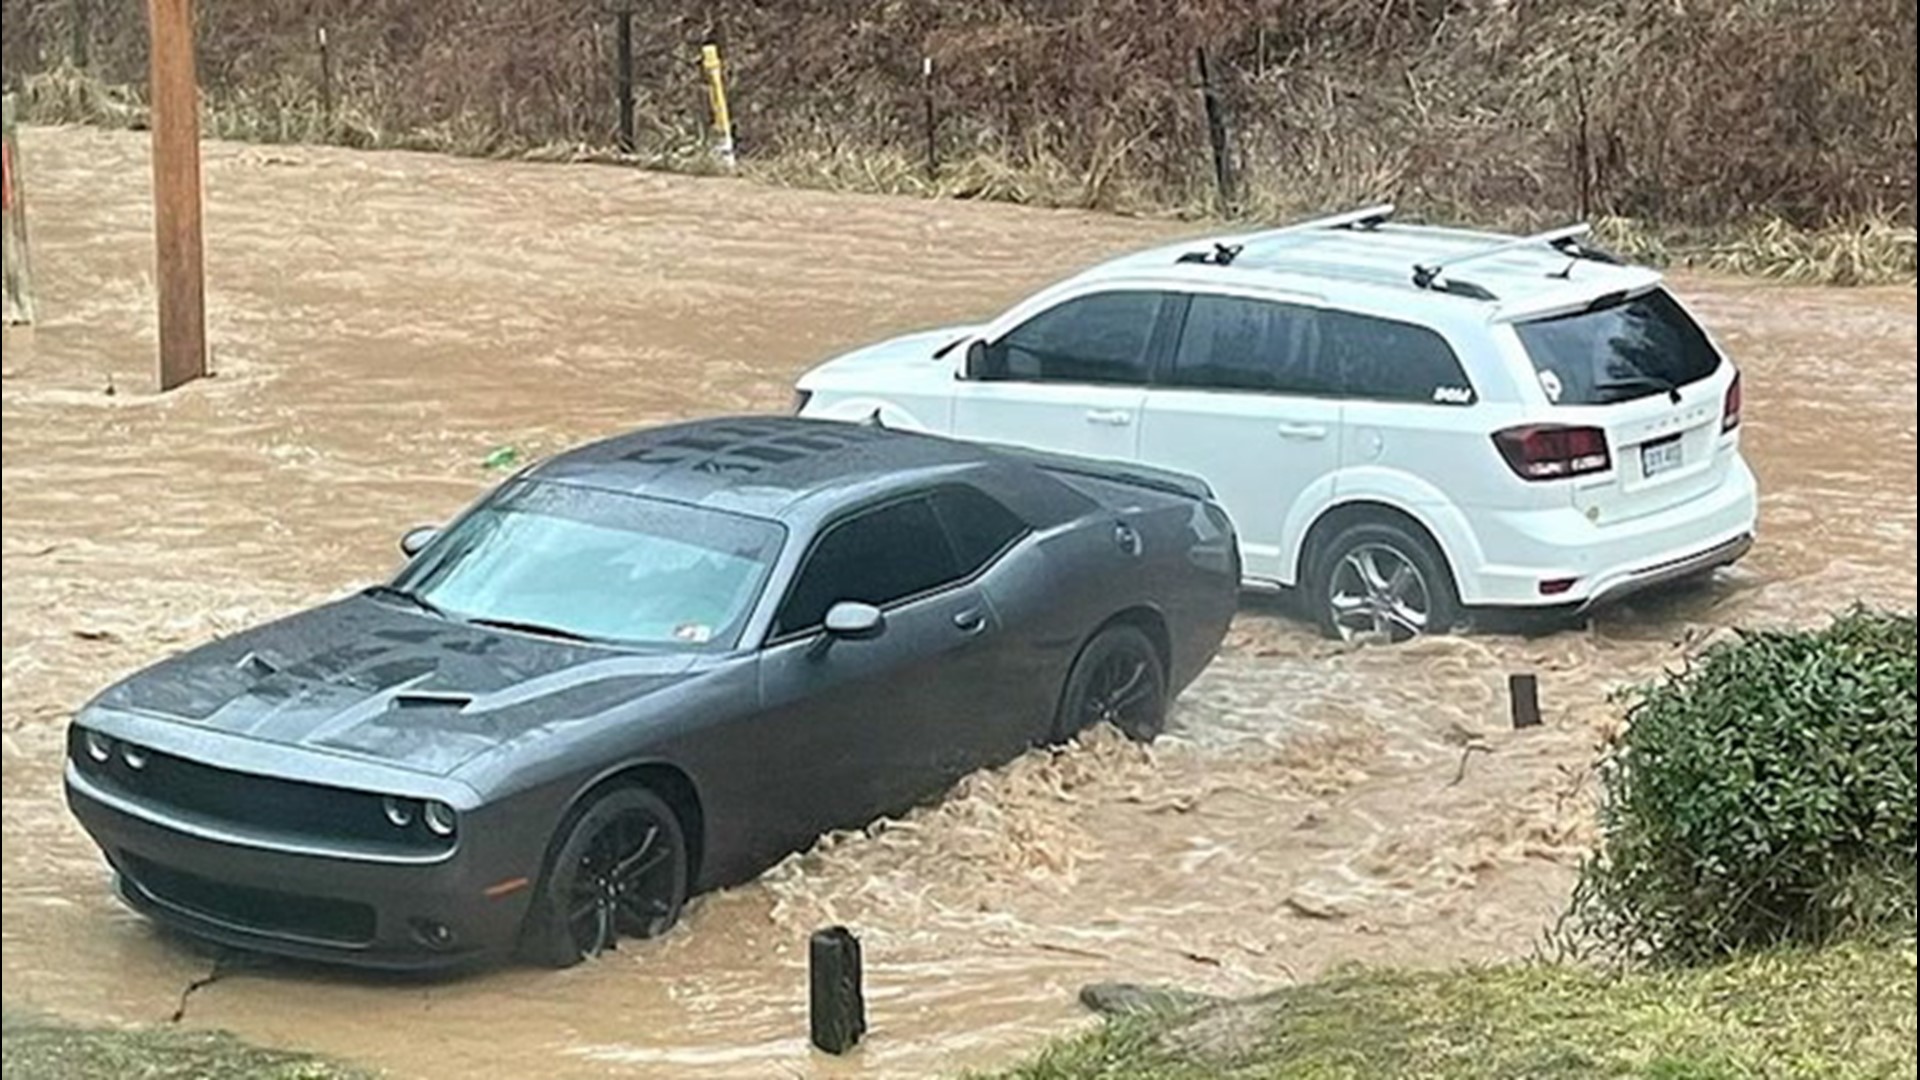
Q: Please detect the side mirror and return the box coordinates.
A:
[963,339,989,381]
[399,525,440,557]
[824,601,886,641]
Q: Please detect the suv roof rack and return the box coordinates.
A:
[1411,222,1622,300]
[1175,202,1396,266]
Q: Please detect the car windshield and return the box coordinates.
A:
[392,481,785,649]
[1515,288,1722,406]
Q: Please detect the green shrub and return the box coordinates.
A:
[1566,609,1917,966]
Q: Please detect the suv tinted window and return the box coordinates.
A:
[982,291,1164,385]
[932,487,1029,576]
[1170,294,1337,395]
[776,498,959,636]
[1322,310,1476,405]
[1516,289,1722,406]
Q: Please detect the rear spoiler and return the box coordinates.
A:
[993,444,1216,502]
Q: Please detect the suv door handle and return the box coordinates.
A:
[1277,422,1329,440]
[952,608,988,634]
[1085,409,1133,427]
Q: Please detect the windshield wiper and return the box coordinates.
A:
[364,584,453,620]
[1594,373,1682,404]
[466,617,598,643]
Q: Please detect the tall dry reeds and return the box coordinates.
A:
[2,0,1913,279]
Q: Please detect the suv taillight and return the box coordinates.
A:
[1494,425,1612,481]
[1722,370,1743,433]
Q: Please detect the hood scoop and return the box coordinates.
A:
[236,651,280,679]
[391,690,475,712]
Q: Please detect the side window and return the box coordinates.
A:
[1170,294,1336,395]
[775,498,960,636]
[1320,310,1476,405]
[981,291,1165,385]
[931,487,1029,578]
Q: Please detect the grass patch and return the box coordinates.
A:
[984,940,1920,1079]
[0,1009,371,1080]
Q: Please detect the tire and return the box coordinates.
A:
[1050,624,1169,743]
[519,786,689,969]
[1310,520,1462,644]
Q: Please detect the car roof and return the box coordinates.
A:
[526,416,1004,521]
[1063,211,1663,324]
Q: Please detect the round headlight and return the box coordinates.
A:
[382,795,416,828]
[83,730,113,764]
[422,800,457,838]
[121,744,149,771]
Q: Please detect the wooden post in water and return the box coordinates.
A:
[2,94,36,326]
[147,0,209,390]
[809,927,866,1055]
[1510,673,1543,730]
[1196,46,1238,216]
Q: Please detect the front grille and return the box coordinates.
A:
[122,853,377,946]
[70,728,450,856]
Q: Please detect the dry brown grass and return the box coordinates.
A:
[3,0,1912,282]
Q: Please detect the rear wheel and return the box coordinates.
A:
[520,786,689,969]
[1051,624,1168,743]
[1311,520,1462,644]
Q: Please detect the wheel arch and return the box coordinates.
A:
[1285,473,1484,599]
[1298,500,1460,597]
[551,760,707,889]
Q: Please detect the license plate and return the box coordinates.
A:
[1641,436,1685,478]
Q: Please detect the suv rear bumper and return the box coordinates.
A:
[1457,456,1758,608]
[1573,533,1753,614]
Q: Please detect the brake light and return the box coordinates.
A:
[1722,370,1743,432]
[1494,425,1612,481]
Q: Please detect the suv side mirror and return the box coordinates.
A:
[399,525,440,557]
[963,339,989,381]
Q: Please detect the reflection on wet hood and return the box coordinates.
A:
[91,596,699,775]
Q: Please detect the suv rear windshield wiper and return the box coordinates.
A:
[466,617,599,643]
[364,584,453,620]
[1593,373,1682,404]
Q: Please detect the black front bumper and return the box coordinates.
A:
[67,764,535,971]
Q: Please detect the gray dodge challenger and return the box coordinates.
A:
[65,416,1239,969]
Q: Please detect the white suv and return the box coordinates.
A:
[794,204,1757,640]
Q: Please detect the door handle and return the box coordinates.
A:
[1085,409,1133,427]
[952,608,988,635]
[1276,422,1329,440]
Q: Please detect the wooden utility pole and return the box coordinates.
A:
[3,94,37,326]
[148,0,207,390]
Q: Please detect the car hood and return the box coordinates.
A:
[88,595,702,776]
[800,325,978,383]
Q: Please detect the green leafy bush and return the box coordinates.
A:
[1567,609,1917,965]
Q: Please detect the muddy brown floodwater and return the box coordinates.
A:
[3,126,1915,1079]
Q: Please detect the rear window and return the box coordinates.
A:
[1516,289,1722,406]
[1320,310,1476,405]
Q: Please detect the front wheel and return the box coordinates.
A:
[1311,521,1462,644]
[519,786,689,969]
[1052,624,1169,743]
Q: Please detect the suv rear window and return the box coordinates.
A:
[1516,289,1722,406]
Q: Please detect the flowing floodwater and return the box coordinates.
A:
[3,127,1914,1079]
